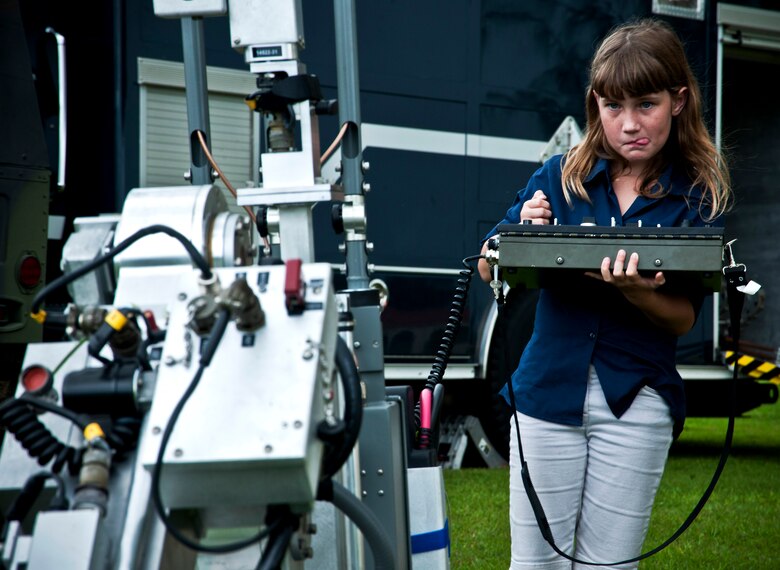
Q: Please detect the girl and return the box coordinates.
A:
[478,18,732,570]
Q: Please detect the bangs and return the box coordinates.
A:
[591,49,673,99]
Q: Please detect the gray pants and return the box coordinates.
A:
[508,367,674,570]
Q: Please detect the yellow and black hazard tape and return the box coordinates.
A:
[724,350,780,384]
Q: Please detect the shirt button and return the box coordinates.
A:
[589,332,596,340]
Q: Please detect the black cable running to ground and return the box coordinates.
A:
[501,266,746,566]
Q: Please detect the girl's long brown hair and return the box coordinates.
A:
[561,18,731,220]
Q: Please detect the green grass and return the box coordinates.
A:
[443,398,780,569]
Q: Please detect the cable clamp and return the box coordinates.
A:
[722,239,761,295]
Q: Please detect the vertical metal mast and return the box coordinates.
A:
[334,0,369,290]
[333,5,411,569]
[181,17,212,185]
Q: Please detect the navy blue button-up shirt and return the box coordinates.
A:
[484,154,722,437]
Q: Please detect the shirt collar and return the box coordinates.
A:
[584,158,696,198]
[584,158,610,184]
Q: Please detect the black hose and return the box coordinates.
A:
[319,335,363,480]
[255,509,299,570]
[5,471,68,525]
[31,224,212,315]
[324,479,396,570]
[256,524,295,570]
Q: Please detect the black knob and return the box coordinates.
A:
[331,203,344,234]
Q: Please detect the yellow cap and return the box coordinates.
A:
[83,422,105,442]
[30,310,47,324]
[105,309,128,331]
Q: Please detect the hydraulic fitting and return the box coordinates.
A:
[187,295,220,337]
[72,423,112,516]
[224,277,265,331]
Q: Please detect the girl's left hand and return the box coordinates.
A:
[584,249,666,292]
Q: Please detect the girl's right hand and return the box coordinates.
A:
[520,190,552,224]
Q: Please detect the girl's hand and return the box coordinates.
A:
[585,249,695,336]
[520,190,552,224]
[585,250,666,294]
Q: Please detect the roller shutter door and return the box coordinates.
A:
[138,58,258,214]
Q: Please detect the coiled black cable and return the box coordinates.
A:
[0,393,141,476]
[106,416,143,459]
[414,255,482,437]
[0,397,87,475]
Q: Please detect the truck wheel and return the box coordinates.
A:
[477,287,538,461]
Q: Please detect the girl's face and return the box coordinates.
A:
[593,88,687,173]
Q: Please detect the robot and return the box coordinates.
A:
[0,2,449,568]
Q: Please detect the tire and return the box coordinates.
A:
[477,287,538,461]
